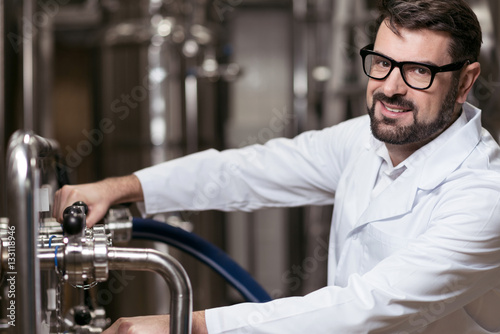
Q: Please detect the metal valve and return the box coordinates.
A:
[60,202,110,288]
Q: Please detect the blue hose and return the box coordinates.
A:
[132,217,272,303]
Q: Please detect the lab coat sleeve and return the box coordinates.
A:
[205,174,500,333]
[134,117,368,215]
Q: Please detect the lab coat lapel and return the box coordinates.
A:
[354,166,418,228]
[418,107,481,191]
[344,134,418,230]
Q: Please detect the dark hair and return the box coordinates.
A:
[377,0,482,62]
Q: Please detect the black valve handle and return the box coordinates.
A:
[62,201,87,236]
[72,201,89,215]
[73,305,92,326]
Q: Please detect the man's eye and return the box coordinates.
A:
[408,65,431,76]
[375,59,391,68]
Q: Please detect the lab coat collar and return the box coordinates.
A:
[354,103,482,227]
[417,103,482,190]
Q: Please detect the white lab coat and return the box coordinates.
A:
[135,103,500,333]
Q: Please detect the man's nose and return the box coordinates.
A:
[382,67,408,96]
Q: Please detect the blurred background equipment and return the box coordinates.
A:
[0,0,499,331]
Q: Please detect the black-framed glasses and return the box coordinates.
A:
[360,44,470,90]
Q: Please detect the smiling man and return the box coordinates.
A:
[54,0,500,333]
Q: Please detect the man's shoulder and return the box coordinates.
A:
[317,114,373,164]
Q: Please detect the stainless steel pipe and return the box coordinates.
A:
[107,247,193,334]
[38,246,193,334]
[6,131,44,333]
[6,130,60,333]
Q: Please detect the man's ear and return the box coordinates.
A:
[456,61,481,104]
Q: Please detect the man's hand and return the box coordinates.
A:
[102,315,170,334]
[53,175,144,228]
[102,311,208,334]
[53,182,112,228]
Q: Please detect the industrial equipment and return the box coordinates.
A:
[0,130,269,333]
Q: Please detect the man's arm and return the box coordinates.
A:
[53,174,143,227]
[53,119,362,226]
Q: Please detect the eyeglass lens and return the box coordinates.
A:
[364,54,433,89]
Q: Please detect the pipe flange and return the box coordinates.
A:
[105,207,133,244]
[92,225,109,282]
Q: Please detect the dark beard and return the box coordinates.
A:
[367,81,459,145]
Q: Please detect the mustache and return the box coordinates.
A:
[372,92,416,110]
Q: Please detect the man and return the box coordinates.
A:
[54,0,500,333]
